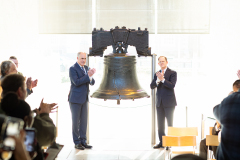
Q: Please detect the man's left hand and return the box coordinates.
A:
[88,68,96,77]
[32,79,38,88]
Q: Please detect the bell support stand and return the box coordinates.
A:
[151,54,157,145]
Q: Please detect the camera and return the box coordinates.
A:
[0,114,24,151]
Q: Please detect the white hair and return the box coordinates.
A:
[77,52,86,57]
[0,60,15,77]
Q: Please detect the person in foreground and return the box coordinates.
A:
[1,92,44,160]
[1,74,57,147]
[213,83,240,160]
[150,56,177,149]
[172,154,205,160]
[69,52,96,150]
[199,79,240,159]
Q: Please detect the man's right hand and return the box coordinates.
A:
[156,71,164,81]
[88,68,96,77]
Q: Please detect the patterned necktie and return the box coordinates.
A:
[81,66,86,75]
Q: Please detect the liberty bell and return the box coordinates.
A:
[89,26,151,104]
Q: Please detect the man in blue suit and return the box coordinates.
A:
[69,52,96,150]
[150,56,177,149]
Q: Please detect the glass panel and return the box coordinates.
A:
[157,0,210,33]
[96,0,155,33]
[39,0,92,33]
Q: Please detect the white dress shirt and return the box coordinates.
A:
[78,64,93,82]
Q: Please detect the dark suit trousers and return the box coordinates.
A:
[156,102,175,143]
[199,138,217,159]
[69,101,88,145]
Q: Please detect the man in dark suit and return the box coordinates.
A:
[213,85,240,160]
[69,52,96,150]
[150,56,177,149]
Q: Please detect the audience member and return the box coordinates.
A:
[1,92,44,160]
[0,60,35,97]
[229,79,240,95]
[199,79,240,159]
[199,122,220,159]
[0,60,17,79]
[1,74,57,147]
[0,80,2,102]
[10,130,32,160]
[172,154,205,160]
[9,56,38,96]
[9,56,21,75]
[213,82,240,160]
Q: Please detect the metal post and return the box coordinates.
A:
[151,54,157,144]
[86,54,90,144]
[186,106,188,127]
[201,114,204,140]
[56,107,58,137]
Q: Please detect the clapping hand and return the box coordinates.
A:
[156,71,164,81]
[237,70,240,79]
[26,78,38,90]
[87,68,96,77]
[26,77,33,90]
[31,79,38,88]
[35,98,58,114]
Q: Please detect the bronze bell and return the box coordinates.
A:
[91,53,150,104]
[89,26,151,104]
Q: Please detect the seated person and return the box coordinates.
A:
[229,79,240,94]
[1,74,57,147]
[0,80,2,100]
[213,79,240,160]
[11,130,32,160]
[0,60,37,96]
[199,79,240,159]
[1,92,44,160]
[9,56,22,75]
[0,60,17,79]
[172,154,205,160]
[199,121,220,159]
[9,56,38,96]
[0,129,32,160]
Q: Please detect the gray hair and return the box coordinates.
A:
[0,60,15,77]
[77,52,86,57]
